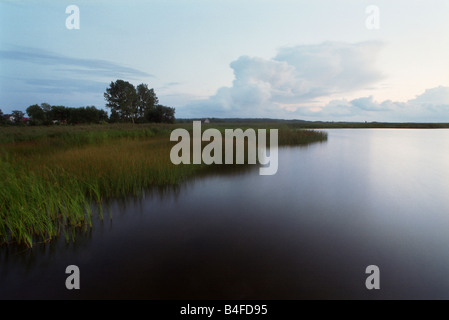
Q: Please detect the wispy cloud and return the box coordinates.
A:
[166,82,181,86]
[23,78,107,94]
[0,46,154,109]
[0,46,153,79]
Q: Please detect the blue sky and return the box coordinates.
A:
[1,0,448,121]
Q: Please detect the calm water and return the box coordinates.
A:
[1,129,449,300]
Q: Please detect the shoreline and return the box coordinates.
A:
[0,123,327,247]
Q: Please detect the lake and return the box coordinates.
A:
[1,129,449,299]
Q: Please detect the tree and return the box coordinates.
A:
[41,102,52,116]
[0,109,4,124]
[41,103,51,113]
[136,83,158,119]
[84,106,104,123]
[109,109,121,123]
[104,80,138,123]
[67,107,82,124]
[145,105,175,124]
[11,110,25,124]
[40,102,53,124]
[65,106,108,124]
[98,109,109,123]
[159,105,175,124]
[51,106,70,122]
[27,104,46,124]
[105,80,175,124]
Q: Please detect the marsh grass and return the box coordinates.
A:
[0,123,327,247]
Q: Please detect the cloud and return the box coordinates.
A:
[408,86,449,108]
[0,47,153,79]
[166,82,182,87]
[182,41,385,117]
[0,46,155,110]
[350,96,389,112]
[0,76,108,110]
[273,41,384,99]
[307,86,449,122]
[23,78,107,94]
[180,42,448,122]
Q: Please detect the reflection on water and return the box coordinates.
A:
[1,129,449,299]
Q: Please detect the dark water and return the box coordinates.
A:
[1,129,449,300]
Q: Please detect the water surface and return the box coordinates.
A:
[1,129,449,299]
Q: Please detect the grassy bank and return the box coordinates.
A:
[0,123,327,247]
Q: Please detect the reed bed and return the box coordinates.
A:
[0,123,327,247]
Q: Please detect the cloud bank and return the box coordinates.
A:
[315,86,449,122]
[183,41,384,116]
[181,41,448,122]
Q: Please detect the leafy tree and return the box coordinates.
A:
[26,104,45,124]
[0,109,5,124]
[104,80,138,123]
[41,103,51,113]
[109,109,121,123]
[136,83,158,119]
[83,106,103,123]
[66,106,108,124]
[41,102,52,117]
[38,102,53,124]
[159,105,175,124]
[104,80,172,124]
[98,108,109,123]
[67,107,82,124]
[11,110,25,124]
[51,106,70,122]
[88,106,101,123]
[145,105,175,124]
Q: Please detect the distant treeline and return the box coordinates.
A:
[23,104,107,125]
[0,79,175,126]
[177,118,449,128]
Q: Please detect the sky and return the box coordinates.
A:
[0,0,448,122]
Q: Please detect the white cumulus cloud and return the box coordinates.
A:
[181,42,448,122]
[183,41,385,117]
[312,86,449,122]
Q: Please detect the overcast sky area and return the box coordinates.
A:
[1,0,448,122]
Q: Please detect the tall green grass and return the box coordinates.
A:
[0,123,327,247]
